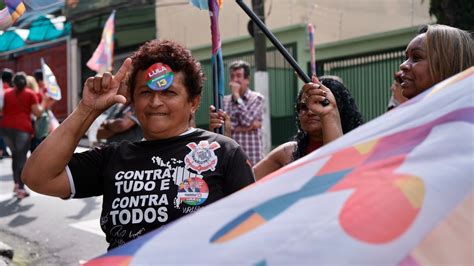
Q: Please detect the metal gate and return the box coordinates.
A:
[318,49,406,121]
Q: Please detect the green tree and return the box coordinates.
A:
[427,0,474,30]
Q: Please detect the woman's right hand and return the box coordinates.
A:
[80,58,132,113]
[302,75,343,144]
[301,75,339,119]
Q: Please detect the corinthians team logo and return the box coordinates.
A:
[185,141,221,174]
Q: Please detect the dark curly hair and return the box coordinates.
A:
[13,72,28,93]
[127,39,205,102]
[292,77,364,161]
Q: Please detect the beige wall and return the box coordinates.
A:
[155,0,434,49]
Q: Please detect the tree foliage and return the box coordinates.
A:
[428,0,474,30]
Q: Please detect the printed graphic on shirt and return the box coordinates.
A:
[106,152,209,236]
[185,141,221,174]
[102,150,212,247]
[177,177,209,206]
[71,129,253,249]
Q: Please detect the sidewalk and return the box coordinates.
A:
[0,240,13,265]
[0,154,14,264]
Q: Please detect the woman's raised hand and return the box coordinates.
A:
[301,75,338,118]
[81,58,132,112]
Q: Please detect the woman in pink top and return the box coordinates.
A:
[0,72,43,199]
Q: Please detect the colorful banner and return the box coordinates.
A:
[0,0,26,30]
[189,0,225,117]
[41,58,62,101]
[87,10,115,73]
[85,68,473,265]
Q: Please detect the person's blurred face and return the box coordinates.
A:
[390,80,408,104]
[133,70,200,140]
[297,102,322,138]
[399,34,435,99]
[230,68,249,93]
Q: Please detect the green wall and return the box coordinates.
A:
[191,24,420,146]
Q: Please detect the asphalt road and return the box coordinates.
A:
[0,146,109,265]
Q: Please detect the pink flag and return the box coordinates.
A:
[87,10,115,73]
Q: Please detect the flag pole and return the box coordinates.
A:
[207,0,224,134]
[235,0,329,106]
[212,53,223,134]
[308,23,316,76]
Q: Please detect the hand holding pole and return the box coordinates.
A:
[235,0,329,106]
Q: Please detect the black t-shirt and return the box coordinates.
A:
[68,129,255,249]
[106,105,143,144]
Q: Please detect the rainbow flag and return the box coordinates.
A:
[189,0,225,116]
[87,10,115,73]
[84,68,474,265]
[189,0,223,10]
[41,58,62,101]
[0,0,26,30]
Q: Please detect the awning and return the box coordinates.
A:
[0,28,28,52]
[28,15,70,42]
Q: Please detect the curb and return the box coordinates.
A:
[0,241,13,262]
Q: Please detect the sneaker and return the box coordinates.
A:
[13,184,19,194]
[16,189,30,199]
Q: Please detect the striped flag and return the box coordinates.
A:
[85,68,474,265]
[0,0,26,30]
[189,0,225,115]
[189,0,223,10]
[41,58,62,101]
[87,10,115,73]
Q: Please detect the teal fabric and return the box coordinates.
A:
[27,16,70,42]
[0,30,26,52]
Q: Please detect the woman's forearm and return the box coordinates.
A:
[321,111,343,144]
[22,102,102,192]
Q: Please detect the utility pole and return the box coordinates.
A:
[251,0,272,154]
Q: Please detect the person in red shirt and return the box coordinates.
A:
[1,68,13,89]
[0,72,43,199]
[0,68,14,159]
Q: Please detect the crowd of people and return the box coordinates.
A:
[0,23,471,250]
[0,67,59,199]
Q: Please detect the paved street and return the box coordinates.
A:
[0,146,109,265]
